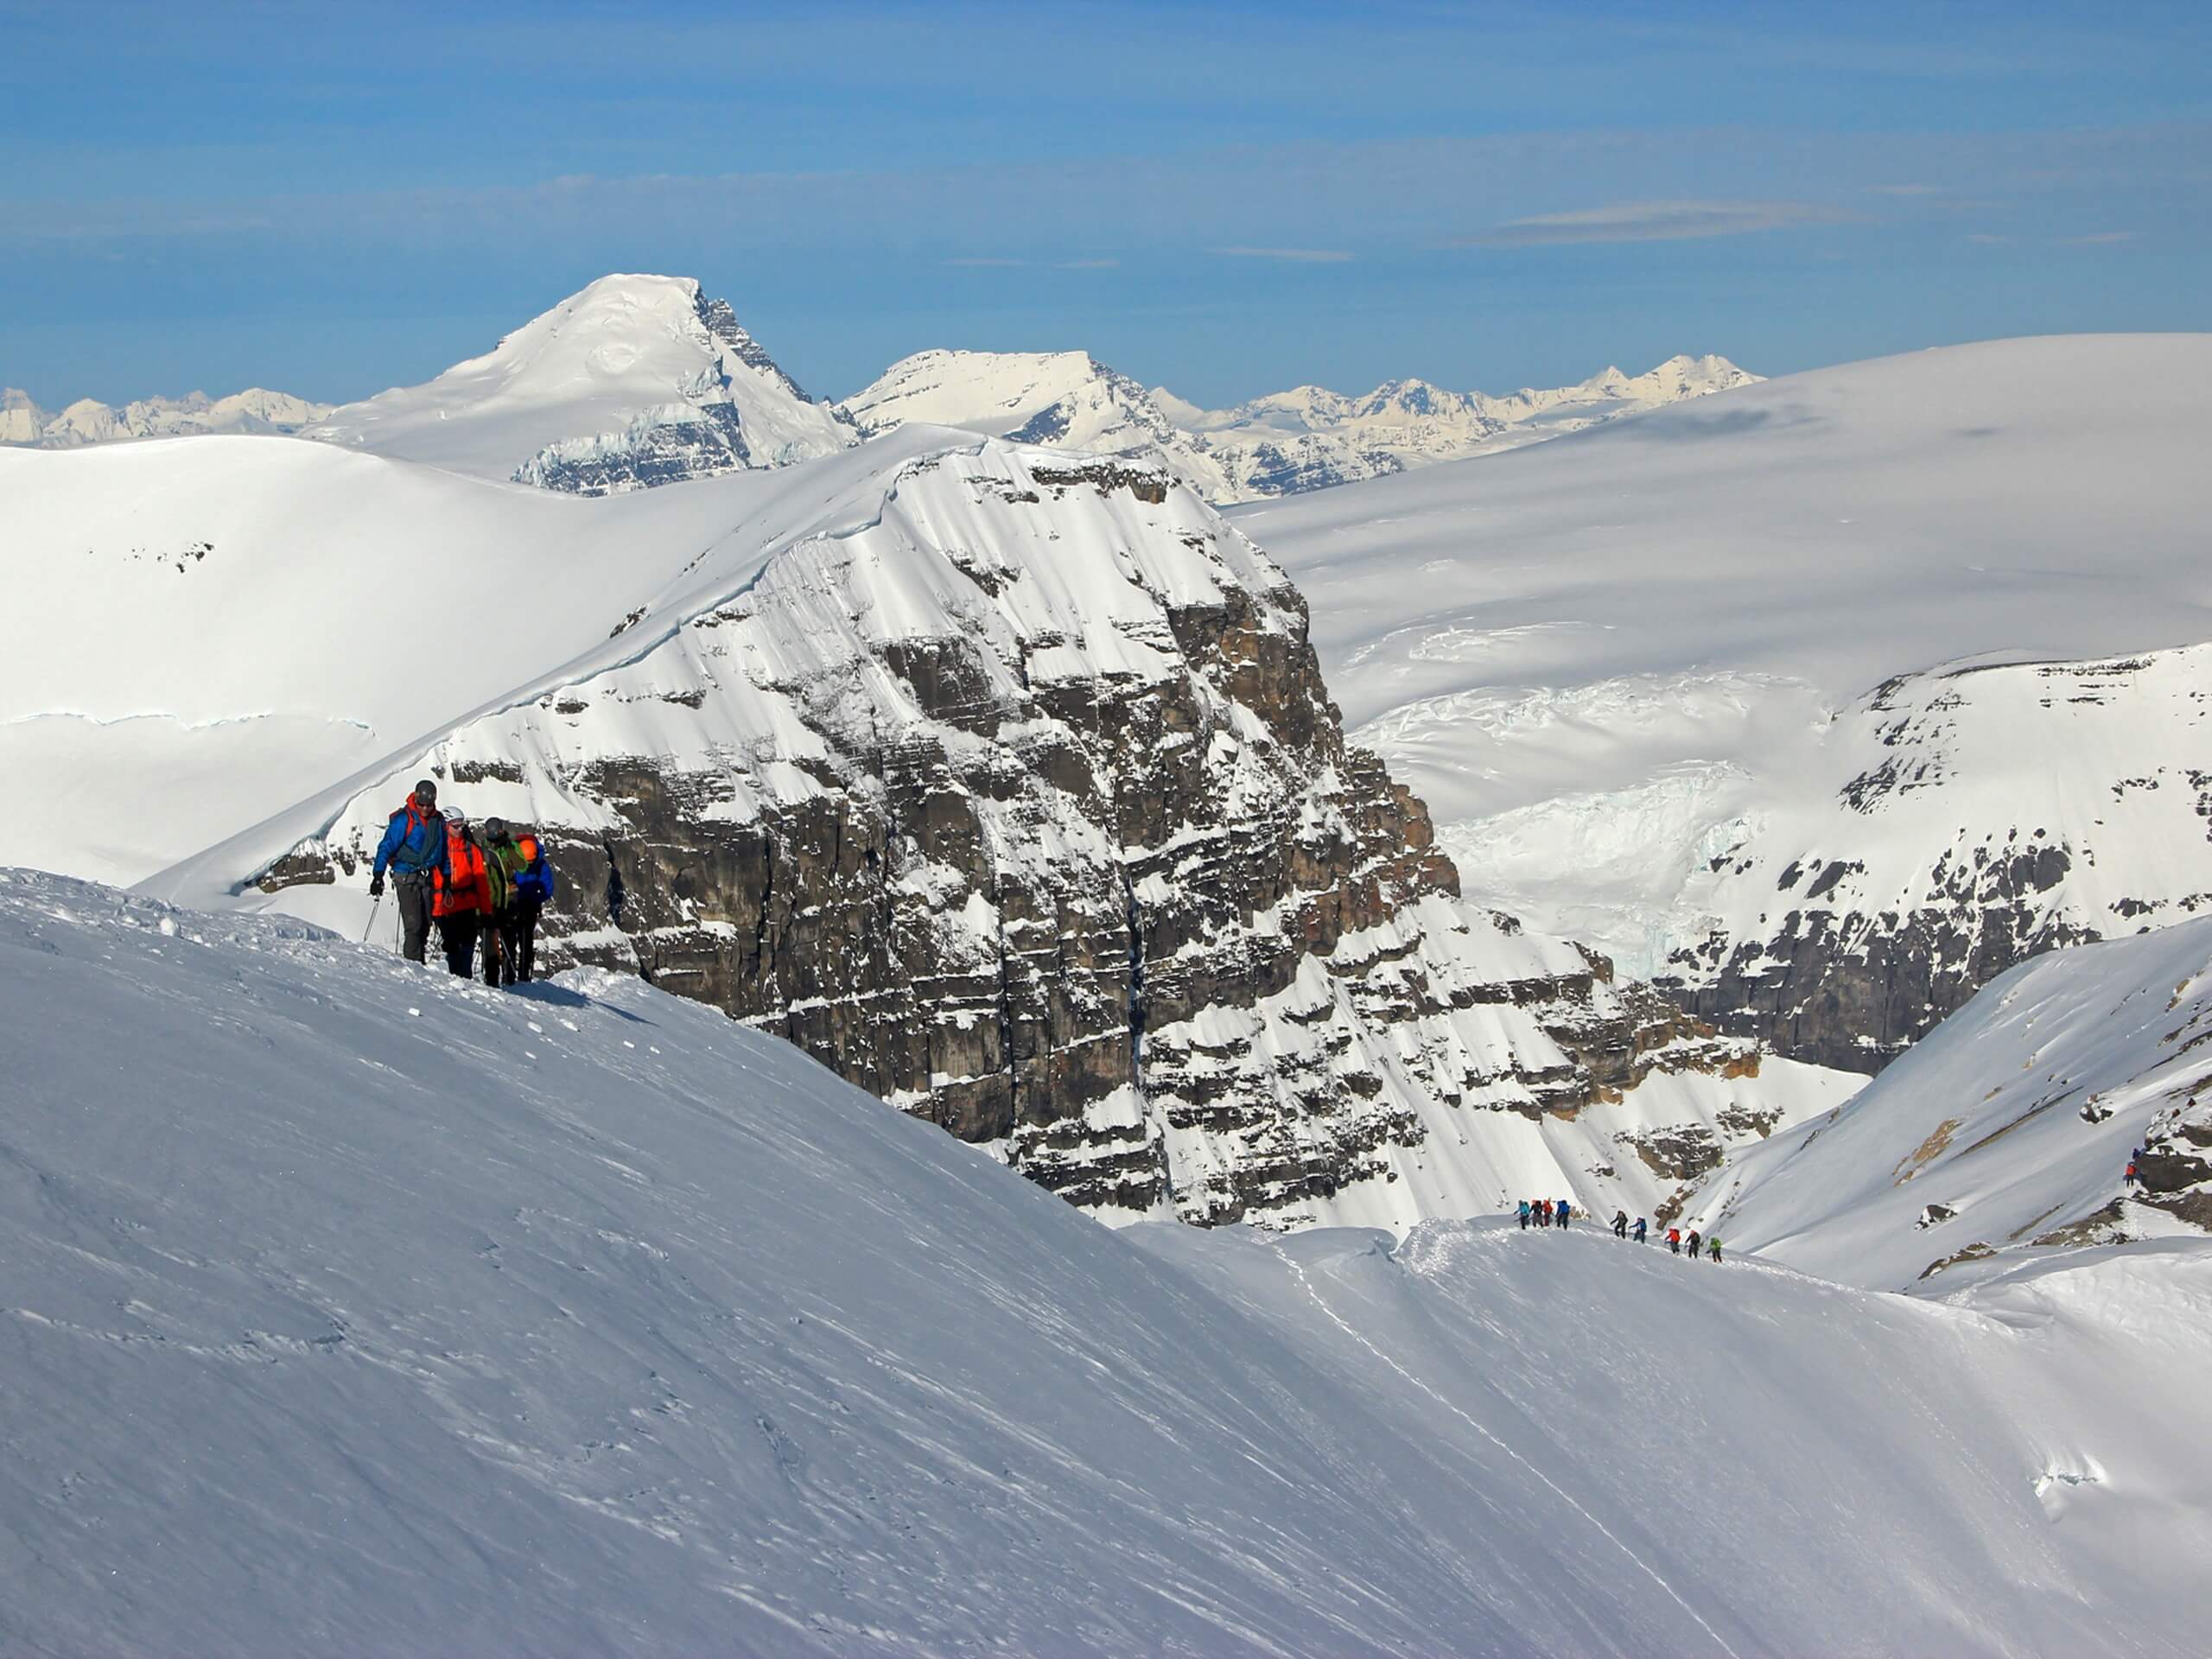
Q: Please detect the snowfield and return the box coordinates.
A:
[5,866,2210,1656]
[1243,335,2212,981]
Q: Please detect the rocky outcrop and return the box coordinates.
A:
[289,440,1821,1227]
[1658,649,2212,1074]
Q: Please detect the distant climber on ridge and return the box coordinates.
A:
[1707,1236,1723,1262]
[1612,1209,1629,1238]
[1517,1199,1533,1230]
[1686,1229,1703,1261]
[1632,1217,1648,1243]
[368,779,446,964]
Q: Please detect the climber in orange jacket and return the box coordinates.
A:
[431,816,496,979]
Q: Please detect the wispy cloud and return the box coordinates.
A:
[1865,182,1946,197]
[1965,232,2013,244]
[1454,198,1848,246]
[1211,245,1352,263]
[2065,229,2140,244]
[942,256,1120,270]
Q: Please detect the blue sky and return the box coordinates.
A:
[3,0,2208,407]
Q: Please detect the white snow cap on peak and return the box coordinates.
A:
[302,272,855,489]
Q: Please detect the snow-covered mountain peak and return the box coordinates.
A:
[0,386,46,443]
[302,272,855,493]
[838,347,1234,497]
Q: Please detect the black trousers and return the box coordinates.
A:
[500,903,540,984]
[438,912,480,978]
[395,874,434,964]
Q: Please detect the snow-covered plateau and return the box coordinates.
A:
[1245,335,2212,1070]
[5,867,2209,1656]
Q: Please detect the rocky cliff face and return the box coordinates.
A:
[1658,648,2212,1073]
[276,439,1833,1227]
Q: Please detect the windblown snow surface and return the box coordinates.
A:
[5,866,2210,1656]
[1239,337,2212,978]
[1694,914,2212,1293]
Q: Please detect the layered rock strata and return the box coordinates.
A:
[286,441,1803,1224]
[1660,647,2212,1073]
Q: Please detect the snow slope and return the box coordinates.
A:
[0,425,961,885]
[5,865,2209,1655]
[303,274,854,488]
[1693,914,2212,1292]
[1243,337,2212,985]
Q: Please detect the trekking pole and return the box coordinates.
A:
[361,895,383,944]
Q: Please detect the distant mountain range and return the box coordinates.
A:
[4,273,1753,504]
[0,385,331,446]
[841,347,1755,503]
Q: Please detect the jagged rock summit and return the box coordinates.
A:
[303,273,856,492]
[0,385,332,446]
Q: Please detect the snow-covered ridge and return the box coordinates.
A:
[842,346,1757,504]
[7,864,2209,1653]
[1694,912,2212,1292]
[131,434,1852,1229]
[0,384,330,446]
[302,272,855,491]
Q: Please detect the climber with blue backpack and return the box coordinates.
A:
[368,780,448,964]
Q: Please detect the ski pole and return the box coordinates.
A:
[361,894,383,944]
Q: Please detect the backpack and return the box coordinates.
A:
[434,817,492,917]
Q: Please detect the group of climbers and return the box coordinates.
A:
[1516,1197,1579,1230]
[1665,1224,1722,1262]
[1514,1196,1723,1261]
[367,779,556,983]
